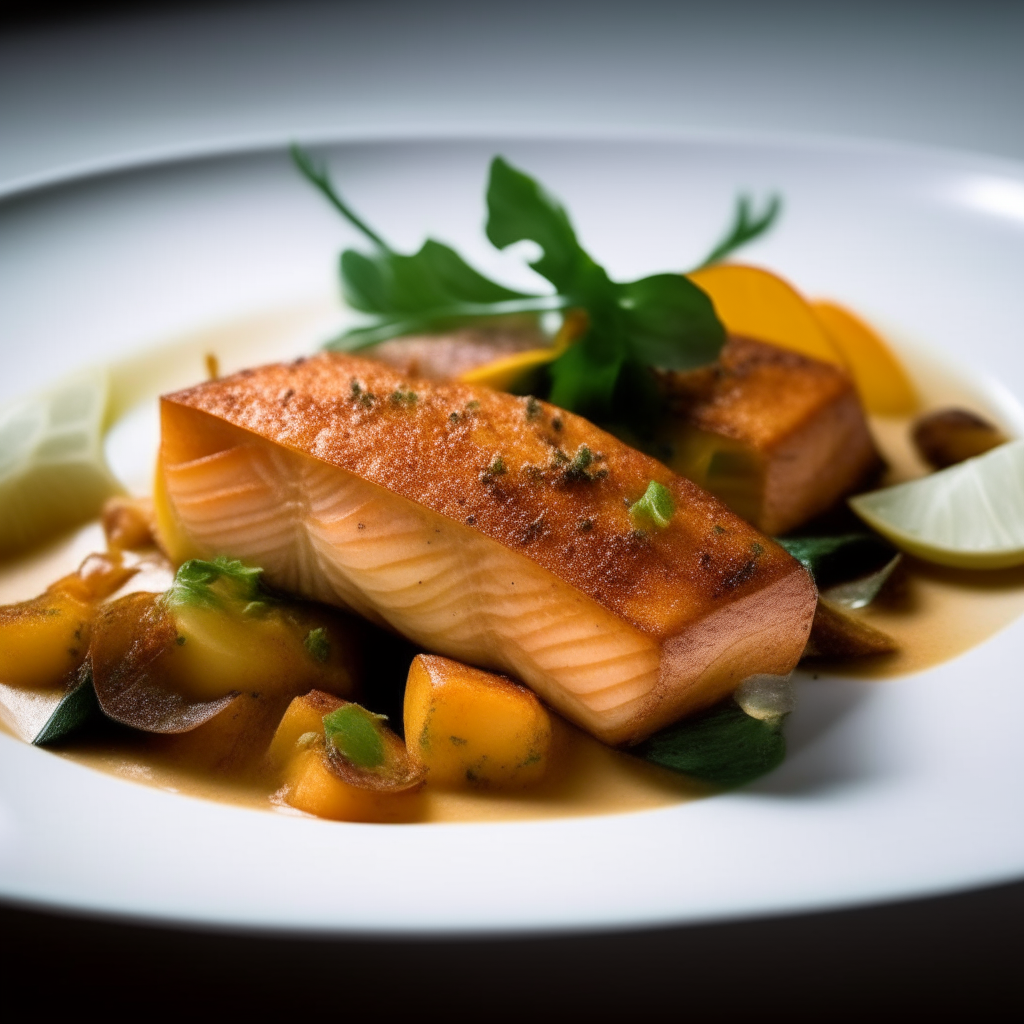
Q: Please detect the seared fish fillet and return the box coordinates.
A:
[157,354,815,745]
[660,337,881,535]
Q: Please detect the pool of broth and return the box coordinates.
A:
[1,302,1022,821]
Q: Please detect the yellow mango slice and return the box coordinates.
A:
[0,590,92,688]
[270,691,425,823]
[687,264,845,367]
[457,309,586,392]
[163,580,357,704]
[268,689,337,768]
[404,654,552,789]
[812,301,918,415]
[0,552,137,689]
[459,348,558,391]
[285,747,424,823]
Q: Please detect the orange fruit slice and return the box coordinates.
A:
[687,264,845,367]
[458,347,559,391]
[812,301,918,416]
[458,309,587,391]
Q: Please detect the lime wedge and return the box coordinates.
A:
[0,369,119,557]
[849,440,1024,569]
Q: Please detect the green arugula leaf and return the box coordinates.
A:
[291,144,390,250]
[634,699,786,788]
[293,146,549,349]
[619,273,724,370]
[698,193,782,268]
[293,146,762,430]
[546,334,625,415]
[485,156,608,299]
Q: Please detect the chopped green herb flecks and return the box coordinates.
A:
[323,703,388,769]
[486,455,507,477]
[389,387,418,407]
[465,400,480,412]
[629,481,675,529]
[578,518,593,533]
[524,396,542,421]
[350,378,375,407]
[164,557,266,609]
[564,445,594,482]
[304,626,330,663]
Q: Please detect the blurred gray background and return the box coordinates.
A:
[3,0,1024,192]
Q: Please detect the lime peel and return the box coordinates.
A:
[849,440,1024,569]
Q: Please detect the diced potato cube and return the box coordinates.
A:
[0,591,92,688]
[0,551,139,690]
[267,690,343,768]
[404,654,552,789]
[166,602,357,703]
[269,691,424,823]
[284,748,423,823]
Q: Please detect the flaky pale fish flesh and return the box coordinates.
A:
[157,354,816,745]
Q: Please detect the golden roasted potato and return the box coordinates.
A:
[404,654,552,789]
[0,552,136,689]
[270,691,425,823]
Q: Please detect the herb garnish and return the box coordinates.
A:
[635,698,786,788]
[32,663,105,747]
[776,533,896,590]
[164,557,266,610]
[292,146,780,432]
[304,627,331,664]
[697,194,782,268]
[563,445,595,482]
[629,481,676,529]
[323,703,389,769]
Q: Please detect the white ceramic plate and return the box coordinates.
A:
[2,136,1024,935]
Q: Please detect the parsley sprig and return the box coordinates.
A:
[293,146,779,430]
[164,556,268,611]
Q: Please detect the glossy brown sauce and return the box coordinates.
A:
[1,306,1021,821]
